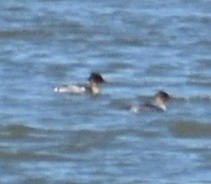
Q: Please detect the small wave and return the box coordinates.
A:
[64,128,162,153]
[186,79,211,87]
[109,99,132,110]
[171,95,211,103]
[0,124,35,139]
[0,29,51,39]
[65,129,120,153]
[170,121,211,138]
[0,150,68,162]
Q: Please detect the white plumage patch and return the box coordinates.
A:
[130,105,139,113]
[54,85,86,94]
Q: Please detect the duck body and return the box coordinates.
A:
[131,91,170,113]
[54,72,105,95]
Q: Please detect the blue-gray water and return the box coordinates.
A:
[0,0,211,183]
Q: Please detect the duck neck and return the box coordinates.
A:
[154,97,166,111]
[90,82,100,95]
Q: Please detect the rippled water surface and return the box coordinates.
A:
[0,0,211,183]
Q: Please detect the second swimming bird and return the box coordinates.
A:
[131,91,170,113]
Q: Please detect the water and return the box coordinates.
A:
[0,0,211,183]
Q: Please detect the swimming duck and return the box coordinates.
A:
[54,72,105,95]
[131,91,170,113]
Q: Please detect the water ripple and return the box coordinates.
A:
[170,121,211,138]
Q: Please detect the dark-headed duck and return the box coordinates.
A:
[131,91,170,113]
[54,72,105,95]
